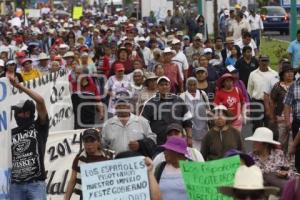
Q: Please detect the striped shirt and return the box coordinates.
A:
[284,78,300,119]
[72,150,113,199]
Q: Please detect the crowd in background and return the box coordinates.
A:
[3,2,300,200]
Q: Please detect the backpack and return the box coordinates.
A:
[154,161,167,183]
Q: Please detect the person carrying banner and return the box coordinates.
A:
[8,74,49,200]
[65,129,113,200]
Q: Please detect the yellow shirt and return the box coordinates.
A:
[21,68,42,81]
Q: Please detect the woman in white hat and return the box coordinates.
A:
[218,165,279,200]
[246,127,294,191]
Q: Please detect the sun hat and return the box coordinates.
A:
[176,31,184,36]
[225,36,234,43]
[245,127,280,145]
[144,72,158,80]
[21,58,32,66]
[165,123,183,135]
[82,129,100,141]
[216,73,236,88]
[171,38,181,45]
[167,35,175,43]
[157,76,170,84]
[59,44,69,49]
[194,33,203,40]
[203,48,213,54]
[161,136,188,155]
[6,59,16,66]
[213,105,228,112]
[63,51,75,58]
[224,149,255,167]
[183,35,190,40]
[163,47,174,54]
[218,165,279,197]
[195,67,208,73]
[138,36,146,42]
[38,53,50,60]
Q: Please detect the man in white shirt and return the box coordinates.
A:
[235,32,258,56]
[138,36,152,66]
[171,38,189,80]
[116,10,128,24]
[247,55,279,131]
[229,12,251,42]
[102,98,156,155]
[248,9,264,49]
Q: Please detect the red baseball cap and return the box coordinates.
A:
[16,51,25,58]
[21,58,32,66]
[114,63,125,72]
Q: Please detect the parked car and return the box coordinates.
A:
[260,6,289,35]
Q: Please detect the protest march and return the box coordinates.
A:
[1,0,300,199]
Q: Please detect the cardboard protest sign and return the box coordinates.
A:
[45,129,84,200]
[81,156,150,200]
[73,6,83,20]
[25,9,41,18]
[180,156,240,200]
[0,78,11,200]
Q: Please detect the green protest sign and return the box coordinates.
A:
[180,156,240,200]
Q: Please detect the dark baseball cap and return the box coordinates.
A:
[12,100,35,114]
[259,55,269,61]
[82,129,100,141]
[165,123,183,135]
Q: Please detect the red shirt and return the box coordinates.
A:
[109,60,133,76]
[163,62,183,93]
[214,87,244,117]
[69,75,101,101]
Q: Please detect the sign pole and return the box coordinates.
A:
[291,0,297,41]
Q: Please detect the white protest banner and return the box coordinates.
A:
[45,129,84,200]
[81,156,150,200]
[26,9,41,18]
[0,78,11,200]
[10,69,74,132]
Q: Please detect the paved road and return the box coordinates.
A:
[263,31,290,42]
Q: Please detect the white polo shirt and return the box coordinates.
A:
[172,51,189,80]
[247,67,279,100]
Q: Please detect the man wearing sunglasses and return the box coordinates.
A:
[218,165,279,200]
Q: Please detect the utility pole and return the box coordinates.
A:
[213,0,218,38]
[291,0,297,41]
[197,0,202,16]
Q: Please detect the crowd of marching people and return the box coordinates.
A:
[2,2,300,200]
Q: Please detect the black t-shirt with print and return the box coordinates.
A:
[11,117,49,183]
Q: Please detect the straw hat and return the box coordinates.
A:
[245,127,280,145]
[218,165,279,197]
[38,53,50,60]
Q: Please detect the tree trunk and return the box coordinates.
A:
[213,0,218,38]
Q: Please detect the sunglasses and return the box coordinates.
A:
[234,190,265,200]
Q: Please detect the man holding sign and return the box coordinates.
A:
[8,75,49,200]
[65,129,113,200]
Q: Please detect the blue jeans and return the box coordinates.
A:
[10,181,46,200]
[251,29,261,49]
